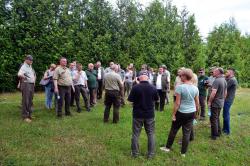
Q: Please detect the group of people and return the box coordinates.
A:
[17,55,237,158]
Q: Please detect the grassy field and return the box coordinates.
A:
[0,89,250,166]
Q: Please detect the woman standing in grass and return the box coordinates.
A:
[43,64,56,109]
[160,68,199,157]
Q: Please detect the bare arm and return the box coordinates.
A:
[172,93,181,121]
[194,95,199,119]
[54,80,58,93]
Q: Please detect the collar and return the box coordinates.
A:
[24,62,31,67]
[140,81,149,83]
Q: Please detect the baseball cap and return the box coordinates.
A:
[139,71,149,77]
[25,55,33,61]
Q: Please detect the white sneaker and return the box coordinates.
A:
[180,153,186,157]
[160,147,170,152]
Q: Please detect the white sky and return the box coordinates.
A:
[108,0,250,38]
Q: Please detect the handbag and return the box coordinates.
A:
[39,78,50,86]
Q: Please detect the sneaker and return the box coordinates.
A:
[180,153,186,157]
[24,118,32,123]
[160,147,170,152]
[131,152,139,158]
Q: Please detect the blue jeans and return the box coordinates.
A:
[45,83,54,109]
[223,101,232,134]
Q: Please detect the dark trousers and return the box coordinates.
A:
[70,86,75,106]
[210,107,222,138]
[223,101,232,134]
[124,82,133,96]
[57,86,71,116]
[166,91,170,104]
[104,90,120,123]
[199,95,206,118]
[131,118,155,157]
[89,88,97,106]
[166,111,195,154]
[97,79,103,99]
[155,90,166,111]
[74,85,90,112]
[21,82,34,119]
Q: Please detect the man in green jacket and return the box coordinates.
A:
[86,63,97,107]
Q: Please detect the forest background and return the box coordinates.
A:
[1,0,250,92]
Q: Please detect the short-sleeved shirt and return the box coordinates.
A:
[104,71,122,91]
[125,71,133,83]
[225,77,237,103]
[207,76,215,97]
[18,62,36,83]
[53,66,72,86]
[175,84,199,113]
[211,76,227,108]
[198,75,208,97]
[73,70,88,86]
[85,69,97,88]
[128,81,159,119]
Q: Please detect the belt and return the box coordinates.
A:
[76,85,87,88]
[23,82,34,84]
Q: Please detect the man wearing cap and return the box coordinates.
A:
[223,68,238,135]
[18,55,36,122]
[198,68,208,120]
[53,57,73,117]
[103,64,123,123]
[153,67,168,112]
[128,71,159,158]
[208,67,227,140]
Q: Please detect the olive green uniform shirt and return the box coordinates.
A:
[104,71,122,91]
[53,66,72,86]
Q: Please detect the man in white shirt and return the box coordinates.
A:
[153,67,168,112]
[96,61,105,99]
[69,62,76,106]
[18,55,36,122]
[73,63,90,112]
[162,65,171,104]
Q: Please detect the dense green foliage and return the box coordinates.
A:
[0,0,250,91]
[0,90,250,165]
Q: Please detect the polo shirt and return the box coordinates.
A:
[128,81,159,119]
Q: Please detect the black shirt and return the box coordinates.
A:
[128,81,159,119]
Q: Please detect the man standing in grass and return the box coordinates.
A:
[73,63,91,112]
[208,67,227,140]
[103,64,123,123]
[86,63,98,107]
[18,55,36,123]
[128,71,159,158]
[198,68,208,120]
[223,68,238,135]
[53,57,73,118]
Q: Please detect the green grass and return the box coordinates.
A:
[0,89,250,166]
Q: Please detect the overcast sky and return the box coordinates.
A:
[108,0,250,38]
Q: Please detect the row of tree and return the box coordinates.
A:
[0,0,250,92]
